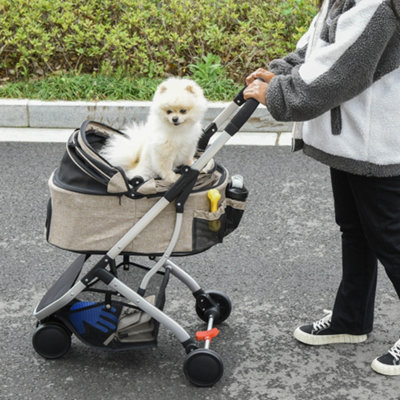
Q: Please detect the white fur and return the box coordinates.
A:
[100,78,208,182]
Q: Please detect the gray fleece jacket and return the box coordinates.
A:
[266,0,400,177]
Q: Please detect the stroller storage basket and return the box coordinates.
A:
[46,121,247,255]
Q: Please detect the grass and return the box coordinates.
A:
[0,55,243,102]
[0,74,164,101]
[0,71,242,102]
[0,72,242,102]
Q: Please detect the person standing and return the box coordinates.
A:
[244,0,400,375]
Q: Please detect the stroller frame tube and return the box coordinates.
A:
[138,213,184,293]
[209,102,239,131]
[165,259,202,293]
[192,132,232,172]
[204,316,214,350]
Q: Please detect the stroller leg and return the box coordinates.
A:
[138,213,184,295]
[165,259,232,325]
[165,259,201,293]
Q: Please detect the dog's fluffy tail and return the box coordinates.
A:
[99,124,144,172]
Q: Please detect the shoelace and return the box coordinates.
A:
[388,339,400,361]
[313,309,332,331]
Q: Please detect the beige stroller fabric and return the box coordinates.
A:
[47,167,234,254]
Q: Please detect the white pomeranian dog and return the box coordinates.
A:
[100,77,208,183]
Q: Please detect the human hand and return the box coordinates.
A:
[243,68,275,106]
[243,79,269,105]
[245,68,275,86]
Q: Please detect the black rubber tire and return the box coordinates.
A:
[183,349,224,387]
[32,322,71,359]
[195,290,232,324]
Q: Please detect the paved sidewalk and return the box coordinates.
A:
[2,143,399,400]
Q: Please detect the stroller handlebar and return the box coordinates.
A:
[224,97,259,136]
[224,78,264,136]
[197,79,263,151]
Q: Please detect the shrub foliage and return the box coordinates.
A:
[0,0,318,82]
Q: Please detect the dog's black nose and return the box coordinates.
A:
[172,116,179,123]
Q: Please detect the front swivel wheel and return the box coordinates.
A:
[183,348,224,387]
[195,290,232,324]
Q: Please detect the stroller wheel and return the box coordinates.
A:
[195,290,232,324]
[32,322,71,359]
[183,348,224,387]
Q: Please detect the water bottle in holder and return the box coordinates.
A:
[225,174,248,235]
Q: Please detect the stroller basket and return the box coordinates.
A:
[46,121,248,256]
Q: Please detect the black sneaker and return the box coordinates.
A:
[371,339,400,375]
[293,310,368,345]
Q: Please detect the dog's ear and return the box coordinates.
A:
[185,85,195,94]
[159,85,167,94]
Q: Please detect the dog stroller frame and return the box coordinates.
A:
[32,86,260,387]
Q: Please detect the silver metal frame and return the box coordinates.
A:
[139,213,183,292]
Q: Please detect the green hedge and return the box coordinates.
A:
[0,0,318,82]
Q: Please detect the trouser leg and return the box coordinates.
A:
[329,168,377,334]
[329,168,400,334]
[349,173,400,300]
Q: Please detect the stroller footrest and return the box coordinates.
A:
[36,254,87,314]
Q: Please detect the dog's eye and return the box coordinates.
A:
[166,110,172,114]
[180,109,187,114]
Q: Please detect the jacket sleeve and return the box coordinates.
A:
[266,0,399,122]
[268,45,308,76]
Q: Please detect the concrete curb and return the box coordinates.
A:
[0,127,293,146]
[0,98,293,132]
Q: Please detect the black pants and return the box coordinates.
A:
[330,168,400,335]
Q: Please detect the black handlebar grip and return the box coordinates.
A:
[224,97,259,136]
[225,78,265,136]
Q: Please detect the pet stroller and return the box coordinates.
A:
[32,87,260,387]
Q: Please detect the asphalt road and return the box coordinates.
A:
[1,142,399,400]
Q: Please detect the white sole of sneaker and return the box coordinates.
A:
[293,327,368,346]
[371,358,400,376]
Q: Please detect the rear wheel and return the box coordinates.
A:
[32,322,71,359]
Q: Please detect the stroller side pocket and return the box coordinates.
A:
[192,206,227,252]
[191,176,249,252]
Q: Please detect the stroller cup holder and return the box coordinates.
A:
[33,87,258,387]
